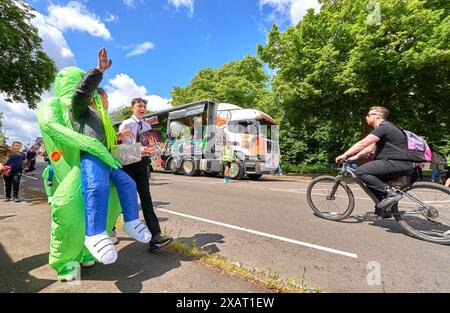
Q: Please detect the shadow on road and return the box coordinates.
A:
[77,241,191,293]
[329,212,408,236]
[0,215,16,221]
[176,233,225,254]
[0,243,54,293]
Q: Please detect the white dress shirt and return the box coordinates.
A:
[119,115,151,143]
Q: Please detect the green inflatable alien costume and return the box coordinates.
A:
[36,66,123,280]
[37,47,152,280]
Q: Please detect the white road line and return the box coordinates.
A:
[167,178,248,185]
[157,208,358,259]
[22,174,38,180]
[168,178,218,185]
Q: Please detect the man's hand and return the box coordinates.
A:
[335,154,348,164]
[97,48,112,73]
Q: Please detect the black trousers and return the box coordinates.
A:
[123,157,161,235]
[3,170,22,198]
[355,159,414,201]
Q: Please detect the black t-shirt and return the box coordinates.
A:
[371,121,408,160]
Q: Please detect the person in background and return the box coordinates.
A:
[430,149,446,183]
[24,145,37,175]
[3,141,27,202]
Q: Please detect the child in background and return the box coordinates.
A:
[3,141,27,202]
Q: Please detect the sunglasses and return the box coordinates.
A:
[366,113,379,117]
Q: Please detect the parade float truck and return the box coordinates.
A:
[118,99,280,180]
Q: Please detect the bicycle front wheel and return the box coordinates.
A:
[306,176,355,221]
[394,182,450,245]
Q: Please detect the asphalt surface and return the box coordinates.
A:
[148,172,450,293]
[0,160,267,293]
[2,159,450,292]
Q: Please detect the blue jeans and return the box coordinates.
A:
[431,169,442,182]
[80,154,139,236]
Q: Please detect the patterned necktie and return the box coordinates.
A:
[136,121,143,143]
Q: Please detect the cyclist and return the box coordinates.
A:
[335,106,414,216]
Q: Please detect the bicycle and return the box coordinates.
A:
[306,161,450,245]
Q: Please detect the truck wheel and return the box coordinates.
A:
[182,159,199,176]
[165,157,177,173]
[229,160,245,180]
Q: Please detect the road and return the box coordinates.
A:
[149,171,450,292]
[13,160,450,292]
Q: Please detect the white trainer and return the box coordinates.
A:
[123,219,152,243]
[84,232,118,265]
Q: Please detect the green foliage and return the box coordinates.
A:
[110,105,133,124]
[0,0,57,109]
[171,55,270,109]
[259,0,450,163]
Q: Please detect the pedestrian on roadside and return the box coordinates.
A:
[411,163,424,182]
[430,149,446,183]
[118,97,173,252]
[3,141,27,202]
[24,145,37,175]
[221,136,234,183]
[276,155,283,176]
[42,149,54,186]
[444,153,450,186]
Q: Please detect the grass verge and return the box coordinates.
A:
[166,237,321,293]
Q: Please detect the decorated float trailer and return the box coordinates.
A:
[118,99,280,180]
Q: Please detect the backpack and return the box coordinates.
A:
[402,130,432,163]
[387,123,431,163]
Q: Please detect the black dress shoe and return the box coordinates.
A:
[149,234,173,252]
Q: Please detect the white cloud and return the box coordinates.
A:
[30,11,76,68]
[0,8,78,146]
[123,0,134,7]
[125,42,155,57]
[105,74,171,113]
[0,93,51,146]
[260,0,321,25]
[290,0,321,25]
[168,0,195,17]
[105,12,118,23]
[47,1,112,40]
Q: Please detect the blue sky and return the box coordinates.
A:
[1,0,320,145]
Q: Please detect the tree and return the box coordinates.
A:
[110,105,133,125]
[259,0,450,163]
[0,0,57,109]
[109,105,152,125]
[170,56,271,109]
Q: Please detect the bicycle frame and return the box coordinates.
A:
[334,162,434,217]
[335,162,380,204]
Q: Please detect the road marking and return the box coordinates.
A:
[157,208,358,259]
[22,174,38,180]
[168,178,218,185]
[167,178,248,185]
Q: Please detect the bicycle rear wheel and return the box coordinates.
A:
[306,175,355,221]
[393,182,450,245]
